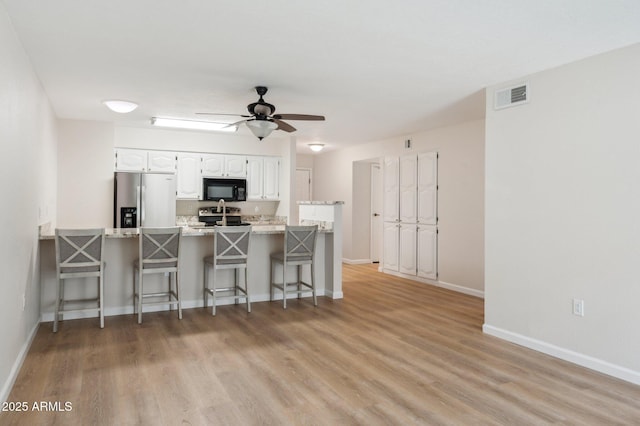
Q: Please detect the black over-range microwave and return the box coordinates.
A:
[202,178,247,201]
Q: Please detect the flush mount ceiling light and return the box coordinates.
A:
[102,100,138,113]
[151,117,237,132]
[308,143,325,152]
[246,119,278,140]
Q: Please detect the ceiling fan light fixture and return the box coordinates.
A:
[150,117,237,132]
[308,143,325,152]
[246,119,278,140]
[103,100,138,113]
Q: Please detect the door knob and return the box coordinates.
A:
[373,213,380,217]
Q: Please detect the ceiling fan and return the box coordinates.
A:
[197,86,325,140]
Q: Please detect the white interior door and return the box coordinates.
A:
[370,163,382,263]
[399,223,417,275]
[399,155,417,223]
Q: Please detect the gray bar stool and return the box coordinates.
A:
[133,227,182,324]
[203,225,252,315]
[53,228,106,332]
[270,225,318,309]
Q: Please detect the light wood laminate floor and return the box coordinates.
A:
[3,264,640,425]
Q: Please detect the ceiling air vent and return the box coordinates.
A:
[494,82,529,110]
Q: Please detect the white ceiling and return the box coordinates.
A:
[4,0,640,152]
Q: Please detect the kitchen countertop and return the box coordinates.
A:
[297,201,345,205]
[39,224,332,240]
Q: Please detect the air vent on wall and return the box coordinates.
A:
[494,82,529,110]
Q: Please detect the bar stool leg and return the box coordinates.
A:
[203,263,209,309]
[311,262,317,307]
[138,270,143,324]
[176,271,182,320]
[245,267,251,313]
[99,272,105,329]
[270,259,275,301]
[282,262,287,310]
[297,265,302,299]
[212,267,217,316]
[53,278,61,332]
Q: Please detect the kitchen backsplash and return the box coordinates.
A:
[176,200,279,217]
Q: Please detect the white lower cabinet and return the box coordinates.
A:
[417,225,437,280]
[382,222,399,271]
[399,223,417,275]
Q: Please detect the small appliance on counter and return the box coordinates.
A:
[198,206,243,226]
[114,172,177,228]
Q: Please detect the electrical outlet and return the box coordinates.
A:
[572,299,584,317]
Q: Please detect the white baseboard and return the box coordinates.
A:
[1,321,39,404]
[483,324,640,386]
[342,258,372,265]
[381,269,484,299]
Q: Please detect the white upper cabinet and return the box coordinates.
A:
[247,156,280,200]
[225,156,247,177]
[201,154,225,177]
[176,153,201,199]
[115,149,176,173]
[383,156,399,222]
[202,154,247,177]
[262,157,280,200]
[417,152,438,225]
[115,148,147,172]
[399,155,417,223]
[147,151,176,173]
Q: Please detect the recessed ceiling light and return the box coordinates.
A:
[103,100,138,113]
[151,117,237,132]
[308,143,325,152]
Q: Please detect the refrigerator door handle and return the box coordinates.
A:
[137,185,143,227]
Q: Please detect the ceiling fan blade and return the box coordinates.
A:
[195,112,252,118]
[274,119,296,133]
[225,119,248,129]
[272,114,325,121]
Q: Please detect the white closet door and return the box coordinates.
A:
[417,152,438,225]
[399,155,417,223]
[417,225,437,280]
[382,222,399,271]
[399,223,417,275]
[383,157,399,222]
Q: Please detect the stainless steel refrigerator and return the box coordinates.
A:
[114,172,177,228]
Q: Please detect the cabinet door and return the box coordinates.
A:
[382,222,399,271]
[115,148,147,172]
[262,157,280,200]
[246,156,264,200]
[225,155,247,177]
[399,223,417,275]
[417,152,438,225]
[201,154,225,177]
[147,151,176,173]
[399,155,417,223]
[176,153,201,199]
[417,225,437,280]
[383,157,399,222]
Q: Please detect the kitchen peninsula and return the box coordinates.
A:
[38,208,343,322]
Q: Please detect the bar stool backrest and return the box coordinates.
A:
[284,225,318,263]
[214,225,252,266]
[139,227,182,270]
[55,228,105,277]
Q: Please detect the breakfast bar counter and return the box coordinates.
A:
[38,225,341,322]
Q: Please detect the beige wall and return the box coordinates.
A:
[485,43,640,383]
[0,3,58,403]
[313,119,485,293]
